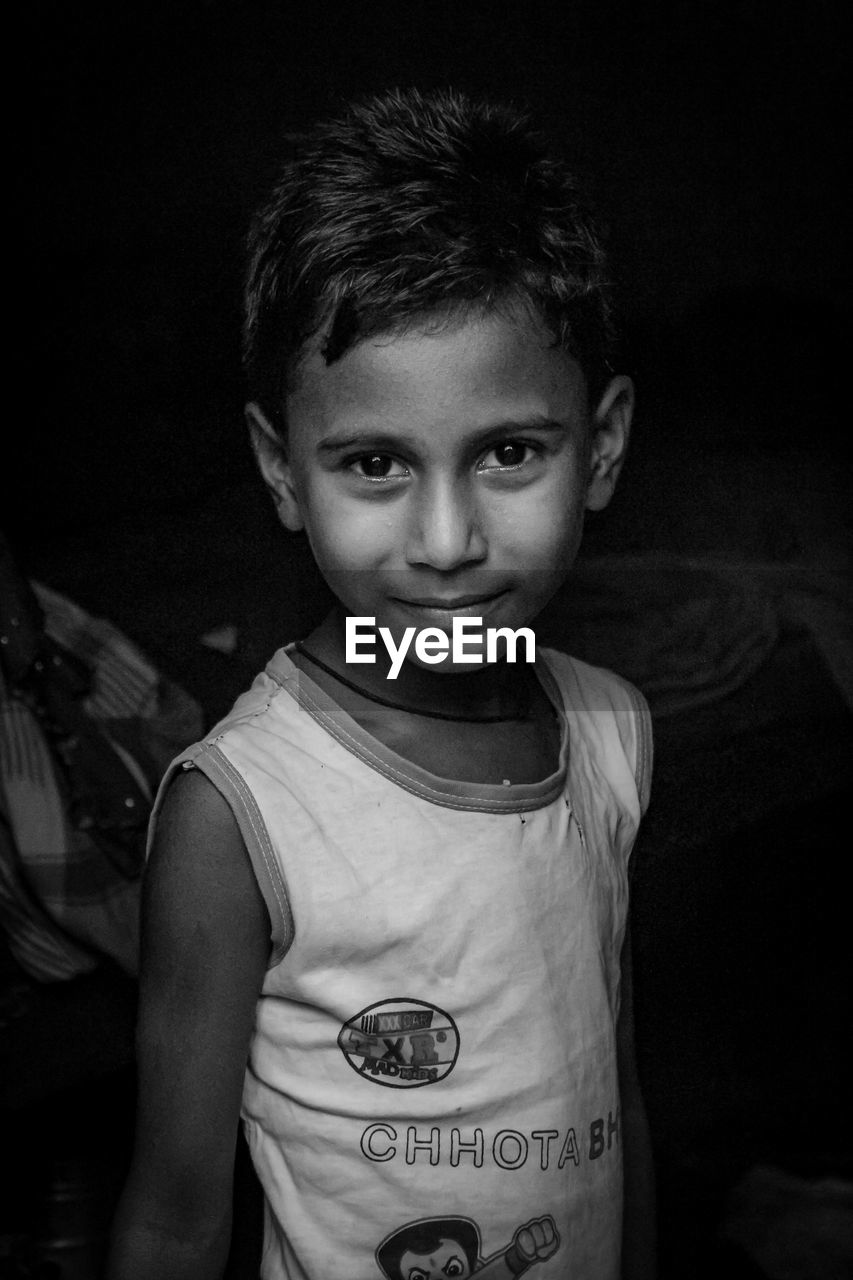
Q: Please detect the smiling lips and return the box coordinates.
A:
[389,592,509,632]
[396,592,503,609]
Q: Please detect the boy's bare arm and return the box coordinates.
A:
[617,921,657,1280]
[107,769,270,1280]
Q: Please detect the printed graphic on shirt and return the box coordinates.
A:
[375,1213,559,1279]
[338,997,460,1088]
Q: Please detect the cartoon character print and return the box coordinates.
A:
[375,1214,559,1279]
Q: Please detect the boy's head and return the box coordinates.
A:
[244,89,633,668]
[376,1216,480,1279]
[244,86,616,433]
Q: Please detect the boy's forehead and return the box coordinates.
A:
[400,1237,465,1266]
[286,311,589,432]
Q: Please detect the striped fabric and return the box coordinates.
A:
[0,581,203,982]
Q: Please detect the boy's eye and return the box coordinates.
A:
[349,453,408,480]
[480,440,536,469]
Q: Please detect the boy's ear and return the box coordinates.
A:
[245,402,305,532]
[585,375,634,512]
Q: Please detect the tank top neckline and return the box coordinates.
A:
[265,645,571,814]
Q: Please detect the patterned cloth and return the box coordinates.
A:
[0,540,202,981]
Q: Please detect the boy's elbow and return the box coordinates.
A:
[108,1221,232,1280]
[108,1175,233,1280]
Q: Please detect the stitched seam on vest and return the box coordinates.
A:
[193,743,294,964]
[635,687,653,812]
[620,680,652,813]
[268,645,568,814]
[283,682,564,813]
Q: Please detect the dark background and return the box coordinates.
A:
[4,2,850,1276]
[10,0,847,541]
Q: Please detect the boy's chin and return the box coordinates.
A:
[401,640,533,677]
[402,653,500,677]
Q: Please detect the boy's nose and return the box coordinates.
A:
[405,477,487,571]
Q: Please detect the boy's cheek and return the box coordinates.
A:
[509,500,586,568]
[300,503,387,571]
[307,537,392,588]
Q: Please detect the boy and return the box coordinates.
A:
[109,88,655,1278]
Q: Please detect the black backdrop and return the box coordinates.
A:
[12,0,847,538]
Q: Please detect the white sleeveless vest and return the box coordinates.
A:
[152,646,651,1280]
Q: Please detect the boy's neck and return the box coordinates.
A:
[298,608,536,722]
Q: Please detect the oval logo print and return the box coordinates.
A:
[338,997,460,1088]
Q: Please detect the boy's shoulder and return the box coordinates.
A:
[190,650,300,743]
[541,644,647,713]
[149,654,300,795]
[541,646,653,814]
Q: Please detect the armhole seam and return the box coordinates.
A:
[625,682,653,815]
[181,745,295,969]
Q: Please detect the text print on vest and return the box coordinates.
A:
[338,997,460,1088]
[360,1112,621,1170]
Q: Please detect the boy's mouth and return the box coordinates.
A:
[395,591,505,610]
[390,591,508,624]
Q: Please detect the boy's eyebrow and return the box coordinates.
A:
[316,417,568,453]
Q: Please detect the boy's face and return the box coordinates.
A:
[252,310,631,671]
[398,1237,471,1278]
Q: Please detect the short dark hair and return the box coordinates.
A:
[244,87,615,431]
[375,1216,481,1279]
